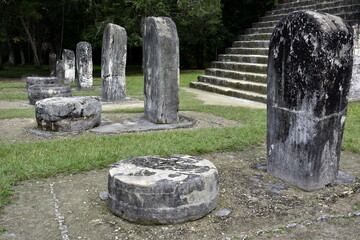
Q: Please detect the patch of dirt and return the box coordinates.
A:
[0,146,359,240]
[0,111,240,144]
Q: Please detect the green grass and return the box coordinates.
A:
[0,108,35,120]
[342,101,360,152]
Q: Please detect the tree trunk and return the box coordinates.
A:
[20,45,25,66]
[20,16,41,67]
[7,39,15,66]
[196,43,204,69]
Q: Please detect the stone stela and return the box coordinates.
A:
[101,23,127,102]
[62,49,76,84]
[267,11,354,191]
[76,41,93,90]
[143,17,180,124]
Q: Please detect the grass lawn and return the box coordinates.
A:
[0,68,359,209]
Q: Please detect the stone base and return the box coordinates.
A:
[35,96,101,132]
[28,84,71,105]
[91,115,194,133]
[26,76,58,89]
[108,155,219,224]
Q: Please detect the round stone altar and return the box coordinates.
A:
[108,155,219,224]
[28,84,72,105]
[26,76,58,89]
[35,96,101,132]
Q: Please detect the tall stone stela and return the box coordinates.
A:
[62,49,76,84]
[143,17,179,124]
[267,11,354,191]
[101,23,127,102]
[76,41,93,89]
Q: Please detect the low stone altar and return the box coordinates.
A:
[35,96,101,132]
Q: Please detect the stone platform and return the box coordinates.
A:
[28,84,71,105]
[91,115,195,133]
[108,155,219,224]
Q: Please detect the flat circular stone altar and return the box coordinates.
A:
[28,84,71,105]
[108,155,219,224]
[35,96,101,132]
[26,76,58,89]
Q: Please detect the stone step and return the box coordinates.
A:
[212,61,267,74]
[197,75,267,94]
[205,68,267,83]
[218,54,268,64]
[261,5,360,22]
[226,47,269,55]
[189,82,267,103]
[238,33,272,41]
[232,40,270,48]
[245,26,275,34]
[269,1,359,16]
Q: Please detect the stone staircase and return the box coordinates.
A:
[190,0,360,103]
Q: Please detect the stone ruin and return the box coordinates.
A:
[143,17,179,124]
[62,49,76,84]
[108,155,219,224]
[101,23,127,102]
[26,76,57,89]
[349,23,360,101]
[267,11,354,191]
[35,96,101,132]
[76,41,93,90]
[28,84,72,105]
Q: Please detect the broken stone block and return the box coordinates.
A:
[143,17,179,124]
[108,155,219,224]
[27,84,71,105]
[101,23,127,102]
[35,96,101,132]
[267,11,354,191]
[62,49,75,84]
[76,41,93,89]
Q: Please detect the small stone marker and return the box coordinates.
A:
[108,155,219,224]
[28,84,71,105]
[101,23,127,102]
[62,49,76,84]
[35,96,101,132]
[267,11,354,191]
[76,41,93,89]
[26,76,58,89]
[143,17,179,124]
[56,60,64,82]
[49,53,57,77]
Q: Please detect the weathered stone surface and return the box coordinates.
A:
[26,76,58,89]
[28,84,71,105]
[76,41,93,89]
[35,96,101,132]
[56,60,64,82]
[49,53,57,77]
[143,17,179,124]
[108,155,219,224]
[91,115,194,133]
[101,23,127,102]
[349,23,360,101]
[267,11,354,191]
[62,49,75,84]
